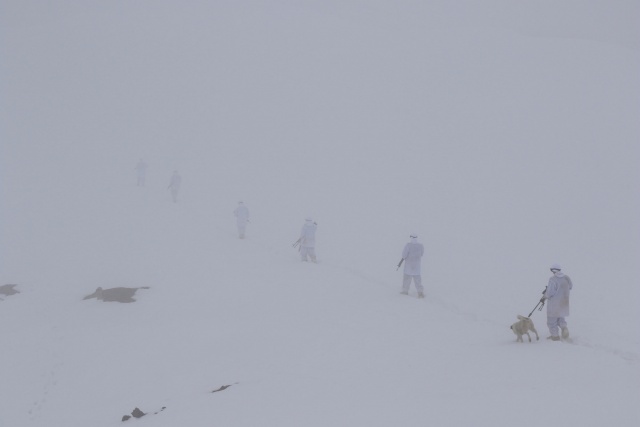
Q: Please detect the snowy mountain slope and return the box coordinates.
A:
[1,1,639,426]
[2,184,639,427]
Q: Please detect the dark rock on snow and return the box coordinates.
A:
[0,284,20,298]
[131,407,146,418]
[212,384,232,393]
[83,286,150,303]
[122,406,166,422]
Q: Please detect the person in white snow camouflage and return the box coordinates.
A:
[400,233,425,298]
[168,171,182,203]
[233,201,249,239]
[541,263,573,341]
[135,159,147,186]
[298,218,317,262]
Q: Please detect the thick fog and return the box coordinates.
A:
[2,1,638,279]
[1,1,639,426]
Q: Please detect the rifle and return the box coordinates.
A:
[396,258,404,271]
[527,287,547,317]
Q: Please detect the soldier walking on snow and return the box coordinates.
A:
[135,159,147,186]
[541,263,573,341]
[234,201,249,239]
[168,171,182,203]
[400,233,425,298]
[298,217,317,263]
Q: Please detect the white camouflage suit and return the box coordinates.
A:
[233,202,249,239]
[544,265,573,339]
[299,219,317,262]
[402,236,424,295]
[135,159,147,186]
[168,171,182,203]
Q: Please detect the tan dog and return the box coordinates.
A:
[510,315,539,343]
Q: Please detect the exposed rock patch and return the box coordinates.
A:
[121,406,165,422]
[0,284,20,301]
[211,384,233,393]
[83,287,150,303]
[131,407,146,418]
[119,384,234,422]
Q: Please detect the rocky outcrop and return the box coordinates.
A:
[83,286,150,303]
[0,284,20,301]
[120,384,233,421]
[122,406,165,422]
[211,384,232,393]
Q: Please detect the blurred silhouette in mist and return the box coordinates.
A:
[168,171,182,203]
[234,201,250,239]
[135,159,148,186]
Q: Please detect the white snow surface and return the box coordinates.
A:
[1,1,639,426]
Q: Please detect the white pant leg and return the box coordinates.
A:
[547,316,561,337]
[403,274,423,293]
[413,275,424,293]
[402,274,412,292]
[301,247,316,262]
[557,317,567,328]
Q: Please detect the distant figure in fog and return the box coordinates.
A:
[135,159,148,186]
[400,233,425,298]
[168,171,182,203]
[298,217,317,263]
[541,263,573,341]
[233,201,250,239]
